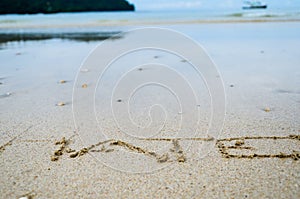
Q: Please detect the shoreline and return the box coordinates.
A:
[1,18,300,30]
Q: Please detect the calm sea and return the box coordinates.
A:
[0,5,300,30]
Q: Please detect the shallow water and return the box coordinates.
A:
[0,32,122,44]
[0,6,300,31]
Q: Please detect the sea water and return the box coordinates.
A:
[0,2,300,33]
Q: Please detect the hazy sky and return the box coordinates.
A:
[128,0,297,11]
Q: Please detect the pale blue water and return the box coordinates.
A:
[129,0,300,12]
[0,3,299,34]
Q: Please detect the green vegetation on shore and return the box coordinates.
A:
[0,0,135,14]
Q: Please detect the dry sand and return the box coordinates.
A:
[0,22,300,198]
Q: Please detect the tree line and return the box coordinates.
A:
[0,0,135,14]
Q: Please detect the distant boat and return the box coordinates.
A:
[242,1,267,9]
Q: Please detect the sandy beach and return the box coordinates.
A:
[0,21,300,198]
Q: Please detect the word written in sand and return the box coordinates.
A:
[50,135,300,163]
[216,135,300,160]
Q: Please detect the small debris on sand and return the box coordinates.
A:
[230,84,234,87]
[264,107,271,112]
[56,102,65,106]
[117,99,122,102]
[59,80,66,84]
[82,84,88,88]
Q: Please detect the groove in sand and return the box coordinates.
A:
[48,134,300,162]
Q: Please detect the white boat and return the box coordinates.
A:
[242,1,267,9]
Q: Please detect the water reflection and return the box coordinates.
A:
[0,31,122,44]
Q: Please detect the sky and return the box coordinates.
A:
[128,0,298,11]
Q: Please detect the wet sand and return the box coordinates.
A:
[0,22,300,198]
